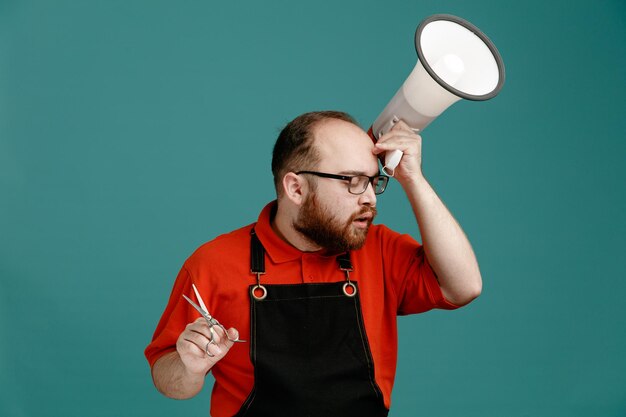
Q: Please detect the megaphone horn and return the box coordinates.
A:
[369,14,505,176]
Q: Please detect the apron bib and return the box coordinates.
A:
[234,230,388,417]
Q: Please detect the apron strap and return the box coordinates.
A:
[337,252,357,297]
[250,228,265,274]
[250,228,267,300]
[336,252,353,271]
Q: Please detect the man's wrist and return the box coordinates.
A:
[177,353,211,382]
[398,171,427,190]
[182,366,208,384]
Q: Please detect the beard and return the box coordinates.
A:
[293,192,377,253]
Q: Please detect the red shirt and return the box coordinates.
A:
[145,201,458,416]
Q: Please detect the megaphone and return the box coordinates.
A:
[369,14,505,175]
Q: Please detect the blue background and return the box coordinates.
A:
[1,1,625,416]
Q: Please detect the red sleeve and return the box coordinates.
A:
[144,265,196,368]
[397,245,459,314]
[379,226,459,315]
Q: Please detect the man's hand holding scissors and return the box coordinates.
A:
[177,284,244,375]
[176,316,240,376]
[151,284,243,399]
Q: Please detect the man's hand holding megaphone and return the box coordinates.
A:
[373,120,423,184]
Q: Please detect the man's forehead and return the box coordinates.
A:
[312,119,378,173]
[312,119,374,151]
[313,118,363,138]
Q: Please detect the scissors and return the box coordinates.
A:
[183,283,246,357]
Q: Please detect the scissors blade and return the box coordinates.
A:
[192,283,210,314]
[182,294,211,321]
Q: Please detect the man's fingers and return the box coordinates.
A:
[186,320,213,341]
[377,128,421,146]
[189,323,233,347]
[180,336,208,357]
[182,327,211,347]
[180,332,223,359]
[222,328,239,349]
[182,338,205,356]
[206,342,223,357]
[390,119,413,132]
[227,327,239,342]
[179,318,242,364]
[375,138,421,154]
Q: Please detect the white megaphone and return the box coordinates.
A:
[369,14,505,176]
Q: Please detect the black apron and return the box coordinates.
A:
[234,229,388,417]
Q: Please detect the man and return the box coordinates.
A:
[145,111,482,416]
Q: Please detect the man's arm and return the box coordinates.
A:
[373,121,482,306]
[151,318,238,399]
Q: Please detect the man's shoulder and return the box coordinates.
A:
[186,222,255,265]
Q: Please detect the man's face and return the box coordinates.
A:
[294,189,377,252]
[293,119,380,252]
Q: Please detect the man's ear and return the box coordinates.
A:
[282,172,307,206]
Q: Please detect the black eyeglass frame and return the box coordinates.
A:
[296,171,389,195]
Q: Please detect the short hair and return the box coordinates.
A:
[271,111,358,196]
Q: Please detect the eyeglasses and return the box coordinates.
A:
[296,171,389,195]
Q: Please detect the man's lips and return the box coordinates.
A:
[354,213,373,221]
[352,209,375,226]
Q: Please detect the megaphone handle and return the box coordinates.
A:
[369,116,407,177]
[382,150,403,176]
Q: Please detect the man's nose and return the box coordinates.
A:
[358,181,377,206]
